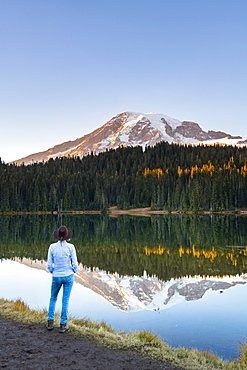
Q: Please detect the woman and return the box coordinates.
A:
[46,225,78,333]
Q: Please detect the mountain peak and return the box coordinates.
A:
[12,111,245,165]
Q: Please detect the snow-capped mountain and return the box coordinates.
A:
[15,258,247,312]
[13,111,246,165]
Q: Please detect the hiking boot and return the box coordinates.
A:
[59,323,69,333]
[46,320,54,331]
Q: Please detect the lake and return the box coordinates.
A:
[1,213,247,361]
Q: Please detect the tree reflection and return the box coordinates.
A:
[1,214,247,281]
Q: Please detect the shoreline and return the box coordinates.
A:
[0,298,245,370]
[1,206,247,216]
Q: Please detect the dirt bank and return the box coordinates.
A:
[0,317,185,370]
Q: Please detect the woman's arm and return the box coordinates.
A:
[47,246,54,273]
[71,245,79,273]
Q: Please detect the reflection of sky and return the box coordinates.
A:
[0,260,116,320]
[1,259,247,361]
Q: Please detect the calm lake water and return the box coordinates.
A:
[1,213,247,361]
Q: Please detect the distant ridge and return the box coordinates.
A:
[12,111,247,165]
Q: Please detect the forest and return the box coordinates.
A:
[1,141,247,212]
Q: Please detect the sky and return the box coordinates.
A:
[1,0,247,163]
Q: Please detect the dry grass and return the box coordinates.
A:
[0,298,246,370]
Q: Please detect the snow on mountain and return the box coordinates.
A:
[201,137,247,146]
[12,111,246,165]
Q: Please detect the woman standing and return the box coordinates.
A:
[46,225,78,333]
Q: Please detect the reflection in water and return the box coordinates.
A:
[1,213,247,281]
[10,257,247,312]
[1,258,247,361]
[1,214,247,360]
[0,259,116,319]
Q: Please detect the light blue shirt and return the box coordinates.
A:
[47,240,78,277]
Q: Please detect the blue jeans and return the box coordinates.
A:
[48,274,74,324]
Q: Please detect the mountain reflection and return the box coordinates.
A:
[13,257,247,312]
[1,213,247,282]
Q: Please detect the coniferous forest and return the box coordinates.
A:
[1,142,247,212]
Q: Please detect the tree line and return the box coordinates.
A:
[1,142,247,212]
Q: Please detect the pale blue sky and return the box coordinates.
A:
[1,0,247,163]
